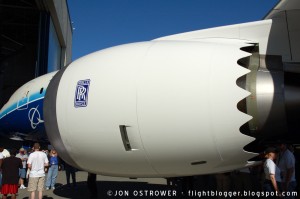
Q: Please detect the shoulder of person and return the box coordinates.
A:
[28,152,36,158]
[15,156,22,162]
[37,151,45,155]
[265,159,274,165]
[287,150,295,157]
[2,149,10,158]
[2,156,12,163]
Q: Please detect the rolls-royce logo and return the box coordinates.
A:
[28,105,44,129]
[74,79,90,108]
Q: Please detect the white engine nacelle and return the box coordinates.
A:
[44,40,257,177]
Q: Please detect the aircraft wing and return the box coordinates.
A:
[264,0,300,19]
[264,0,300,63]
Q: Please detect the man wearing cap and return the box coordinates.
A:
[277,144,297,199]
[16,148,28,189]
[263,147,282,198]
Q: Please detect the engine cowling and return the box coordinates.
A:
[44,39,258,177]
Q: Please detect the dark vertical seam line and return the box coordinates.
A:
[285,10,293,61]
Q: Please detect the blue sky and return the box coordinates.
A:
[68,0,278,60]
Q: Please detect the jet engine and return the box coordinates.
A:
[45,39,261,177]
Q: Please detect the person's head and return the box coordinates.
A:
[50,149,57,156]
[264,147,279,160]
[288,144,294,152]
[19,147,25,154]
[10,148,17,156]
[278,143,287,152]
[0,146,4,152]
[33,143,40,151]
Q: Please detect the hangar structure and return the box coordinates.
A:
[0,0,72,109]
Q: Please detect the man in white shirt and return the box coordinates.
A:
[27,143,49,199]
[263,147,282,197]
[16,148,28,189]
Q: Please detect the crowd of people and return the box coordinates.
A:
[169,143,298,199]
[0,143,77,199]
[0,142,298,199]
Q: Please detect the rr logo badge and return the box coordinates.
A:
[74,79,90,107]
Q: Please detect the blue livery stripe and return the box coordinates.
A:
[0,91,46,119]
